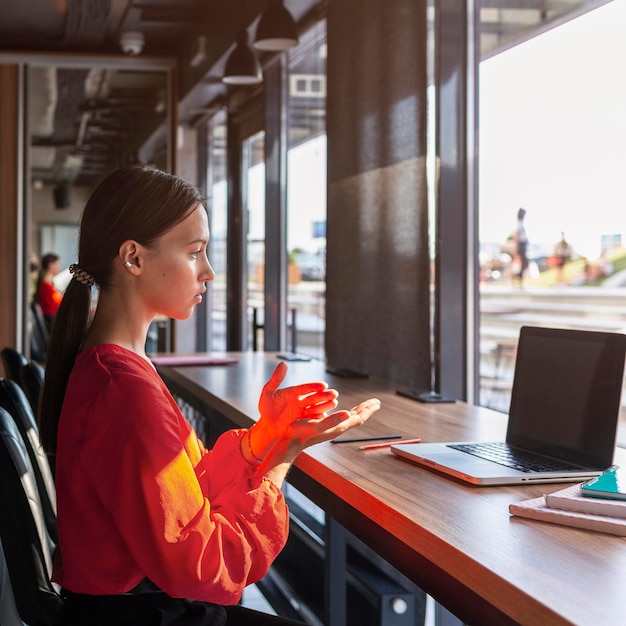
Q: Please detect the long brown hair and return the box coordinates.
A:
[38,165,204,453]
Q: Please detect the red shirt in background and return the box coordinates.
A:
[36,280,63,316]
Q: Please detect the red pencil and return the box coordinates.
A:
[359,438,422,450]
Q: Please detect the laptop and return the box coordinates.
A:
[391,326,626,486]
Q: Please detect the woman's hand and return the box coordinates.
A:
[251,362,342,457]
[290,397,381,450]
[257,397,381,484]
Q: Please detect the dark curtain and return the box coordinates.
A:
[325,0,431,386]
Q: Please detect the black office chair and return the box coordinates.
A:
[29,302,49,364]
[0,538,23,626]
[0,347,28,384]
[20,359,45,418]
[0,407,61,625]
[0,378,57,546]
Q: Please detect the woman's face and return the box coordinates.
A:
[138,204,215,320]
[48,258,62,276]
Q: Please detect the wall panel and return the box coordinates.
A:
[0,64,19,369]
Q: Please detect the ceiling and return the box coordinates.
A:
[0,0,321,188]
[0,0,608,188]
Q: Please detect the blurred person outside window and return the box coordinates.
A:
[511,208,529,288]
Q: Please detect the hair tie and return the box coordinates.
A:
[69,264,96,287]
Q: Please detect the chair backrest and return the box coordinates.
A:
[0,407,61,625]
[19,360,45,418]
[0,538,24,626]
[0,378,57,546]
[0,348,28,384]
[29,303,49,364]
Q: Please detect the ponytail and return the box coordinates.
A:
[38,278,92,453]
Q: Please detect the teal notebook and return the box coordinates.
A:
[581,465,626,501]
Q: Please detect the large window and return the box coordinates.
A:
[477,1,626,412]
[286,22,327,359]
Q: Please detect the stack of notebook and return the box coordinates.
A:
[509,465,626,536]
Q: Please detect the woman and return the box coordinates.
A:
[35,252,64,328]
[38,165,380,625]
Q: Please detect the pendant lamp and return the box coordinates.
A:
[222,30,263,85]
[254,0,299,51]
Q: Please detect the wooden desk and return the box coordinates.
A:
[158,352,626,626]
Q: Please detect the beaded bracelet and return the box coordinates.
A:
[245,427,263,464]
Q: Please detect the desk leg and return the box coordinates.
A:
[324,516,347,626]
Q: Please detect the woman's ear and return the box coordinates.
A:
[118,240,142,274]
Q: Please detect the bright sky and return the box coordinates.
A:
[479,0,626,259]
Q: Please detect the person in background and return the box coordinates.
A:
[552,231,571,285]
[512,208,529,288]
[38,164,380,626]
[35,252,64,328]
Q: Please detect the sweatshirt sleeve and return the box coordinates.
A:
[80,370,289,604]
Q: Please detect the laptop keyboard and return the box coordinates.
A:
[448,442,574,473]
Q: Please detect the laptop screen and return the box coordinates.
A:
[506,326,626,468]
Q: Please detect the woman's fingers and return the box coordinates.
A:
[258,368,380,452]
[292,397,382,446]
[254,398,383,473]
[348,398,382,418]
[334,398,381,430]
[299,390,339,415]
[262,362,288,395]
